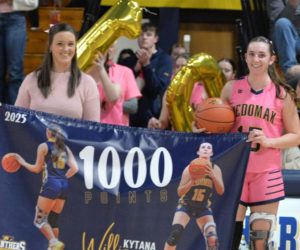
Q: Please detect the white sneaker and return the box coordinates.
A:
[49,240,65,250]
[239,239,249,250]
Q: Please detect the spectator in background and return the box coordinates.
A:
[218,58,236,81]
[15,23,100,122]
[117,48,135,65]
[282,115,300,170]
[169,43,186,74]
[266,0,300,86]
[123,22,173,128]
[0,0,27,104]
[148,53,207,130]
[89,44,141,126]
[282,146,300,169]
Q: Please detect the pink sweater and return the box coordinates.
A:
[15,71,100,122]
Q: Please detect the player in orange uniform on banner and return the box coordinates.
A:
[164,142,224,250]
[3,126,78,250]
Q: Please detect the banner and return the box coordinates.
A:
[0,104,250,250]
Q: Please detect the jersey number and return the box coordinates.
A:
[237,125,262,152]
[192,188,206,202]
[53,155,66,169]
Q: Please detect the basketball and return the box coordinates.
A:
[194,97,235,133]
[188,157,209,179]
[1,153,21,173]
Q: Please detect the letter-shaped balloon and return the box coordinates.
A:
[166,53,226,132]
[77,0,142,72]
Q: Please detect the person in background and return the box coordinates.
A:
[169,43,186,75]
[220,36,300,249]
[15,23,100,122]
[148,53,207,130]
[282,145,300,169]
[0,0,27,104]
[266,0,300,86]
[117,48,135,65]
[89,44,141,126]
[218,58,236,82]
[122,22,173,128]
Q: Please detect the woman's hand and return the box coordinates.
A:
[148,117,162,129]
[191,121,207,133]
[136,48,151,67]
[13,153,26,166]
[93,51,107,72]
[246,129,273,148]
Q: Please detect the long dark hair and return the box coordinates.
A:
[48,126,66,163]
[36,23,81,98]
[248,36,297,105]
[218,57,236,72]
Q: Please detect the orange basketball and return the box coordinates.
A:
[1,153,21,173]
[188,157,209,179]
[194,97,235,133]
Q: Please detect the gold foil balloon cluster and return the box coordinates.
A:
[77,0,142,72]
[166,53,226,132]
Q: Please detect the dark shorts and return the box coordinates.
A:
[176,199,212,218]
[40,177,68,200]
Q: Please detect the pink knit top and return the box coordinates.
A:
[15,71,100,122]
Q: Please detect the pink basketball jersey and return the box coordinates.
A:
[229,77,284,173]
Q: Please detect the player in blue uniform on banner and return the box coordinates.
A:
[12,126,78,250]
[164,142,224,250]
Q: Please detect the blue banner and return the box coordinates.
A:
[0,104,250,250]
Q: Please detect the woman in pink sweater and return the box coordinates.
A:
[14,23,100,250]
[15,23,100,122]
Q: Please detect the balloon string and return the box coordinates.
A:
[142,7,158,15]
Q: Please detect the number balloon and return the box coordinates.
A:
[166,53,226,132]
[77,0,143,72]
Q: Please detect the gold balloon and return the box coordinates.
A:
[166,53,226,132]
[77,0,142,72]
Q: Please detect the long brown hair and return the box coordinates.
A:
[36,23,81,98]
[247,36,298,105]
[48,126,65,163]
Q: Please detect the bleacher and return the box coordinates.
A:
[24,6,84,75]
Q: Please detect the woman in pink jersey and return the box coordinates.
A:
[220,36,300,249]
[148,53,207,130]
